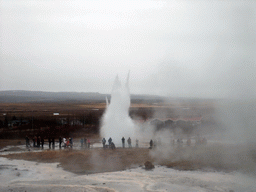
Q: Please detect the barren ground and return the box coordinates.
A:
[1,140,255,175]
[1,148,152,174]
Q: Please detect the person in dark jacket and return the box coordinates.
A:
[37,136,40,148]
[149,139,153,149]
[70,138,73,148]
[48,138,51,149]
[33,136,36,147]
[122,137,125,148]
[127,137,132,148]
[52,138,55,149]
[41,137,44,149]
[108,137,112,146]
[25,135,29,148]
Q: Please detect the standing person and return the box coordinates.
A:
[25,135,29,148]
[102,138,106,148]
[48,137,51,149]
[84,138,87,148]
[68,138,71,148]
[70,138,73,148]
[121,137,125,148]
[52,138,55,149]
[59,136,62,149]
[80,138,84,148]
[35,136,37,147]
[41,137,44,149]
[87,139,90,148]
[33,136,36,147]
[149,139,153,149]
[108,137,112,146]
[136,139,139,148]
[37,136,40,148]
[66,138,70,147]
[32,137,35,147]
[127,137,132,148]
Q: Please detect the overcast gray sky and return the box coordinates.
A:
[1,0,255,99]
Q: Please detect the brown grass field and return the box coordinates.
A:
[0,100,214,120]
[0,100,216,139]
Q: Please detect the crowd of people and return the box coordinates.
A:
[100,136,207,150]
[25,135,74,149]
[25,135,207,150]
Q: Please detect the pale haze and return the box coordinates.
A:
[1,0,255,99]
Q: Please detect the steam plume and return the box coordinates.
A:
[100,73,135,145]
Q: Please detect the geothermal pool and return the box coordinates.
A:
[0,156,255,192]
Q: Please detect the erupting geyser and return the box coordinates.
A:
[100,73,136,145]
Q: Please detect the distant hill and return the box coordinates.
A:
[0,90,164,103]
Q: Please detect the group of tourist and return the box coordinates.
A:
[101,137,116,149]
[80,138,91,148]
[121,137,139,148]
[26,135,207,150]
[101,137,139,149]
[25,136,73,149]
[25,135,45,148]
[61,137,73,148]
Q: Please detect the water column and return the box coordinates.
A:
[100,73,135,146]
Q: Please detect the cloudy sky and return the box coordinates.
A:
[1,0,255,99]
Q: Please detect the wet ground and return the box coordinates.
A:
[1,139,256,191]
[0,157,255,192]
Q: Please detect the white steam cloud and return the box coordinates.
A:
[100,73,136,145]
